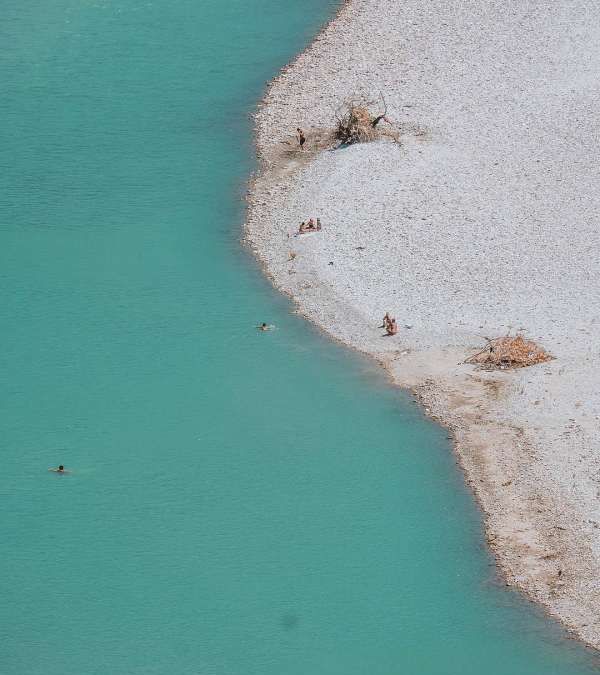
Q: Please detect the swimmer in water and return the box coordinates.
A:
[48,464,69,474]
[258,323,273,331]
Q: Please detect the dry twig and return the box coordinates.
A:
[465,333,553,370]
[333,92,398,145]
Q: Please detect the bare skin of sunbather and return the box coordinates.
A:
[387,318,398,336]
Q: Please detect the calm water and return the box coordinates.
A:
[1,2,599,674]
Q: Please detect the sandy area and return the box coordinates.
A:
[246,0,600,648]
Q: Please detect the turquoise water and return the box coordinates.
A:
[1,2,599,674]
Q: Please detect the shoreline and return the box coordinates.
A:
[245,0,600,651]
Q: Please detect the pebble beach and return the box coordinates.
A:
[246,0,600,649]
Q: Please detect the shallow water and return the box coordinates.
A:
[1,1,599,674]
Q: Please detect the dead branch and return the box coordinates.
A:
[371,91,389,128]
[333,93,399,145]
[465,333,553,370]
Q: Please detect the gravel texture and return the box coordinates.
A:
[246,0,600,649]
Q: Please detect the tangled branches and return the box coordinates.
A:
[465,333,553,370]
[334,92,396,145]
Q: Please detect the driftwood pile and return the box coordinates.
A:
[334,93,396,145]
[466,334,552,370]
[335,104,379,144]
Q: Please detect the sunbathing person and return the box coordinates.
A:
[380,312,392,329]
[298,218,324,235]
[386,318,398,336]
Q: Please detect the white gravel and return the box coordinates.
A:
[247,0,600,649]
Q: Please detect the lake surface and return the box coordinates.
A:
[1,1,599,674]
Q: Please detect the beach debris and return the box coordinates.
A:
[334,92,398,145]
[288,251,297,261]
[465,333,553,370]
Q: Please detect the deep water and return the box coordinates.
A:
[1,1,599,674]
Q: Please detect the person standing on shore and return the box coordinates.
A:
[296,127,306,149]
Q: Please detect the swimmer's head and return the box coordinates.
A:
[58,465,64,471]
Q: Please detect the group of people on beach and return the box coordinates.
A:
[381,312,398,336]
[299,218,321,234]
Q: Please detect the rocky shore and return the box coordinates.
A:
[246,0,600,649]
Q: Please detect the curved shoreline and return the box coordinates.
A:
[246,0,600,650]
